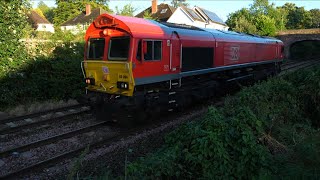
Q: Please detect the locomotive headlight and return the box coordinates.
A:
[85,78,95,85]
[117,82,129,89]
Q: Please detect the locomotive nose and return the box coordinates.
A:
[83,61,135,96]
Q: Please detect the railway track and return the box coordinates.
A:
[0,121,106,158]
[0,121,114,179]
[0,104,207,179]
[0,59,319,179]
[0,104,90,135]
[280,58,320,74]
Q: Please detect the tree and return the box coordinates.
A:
[44,8,55,23]
[53,0,112,26]
[226,8,252,31]
[143,11,156,20]
[38,1,50,14]
[171,0,188,8]
[227,0,286,35]
[254,14,276,36]
[53,2,80,26]
[37,1,54,22]
[273,7,287,31]
[249,0,286,31]
[115,4,136,16]
[234,16,257,34]
[250,0,270,15]
[310,9,320,28]
[34,8,45,18]
[281,3,312,29]
[0,0,30,77]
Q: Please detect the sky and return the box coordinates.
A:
[30,0,320,21]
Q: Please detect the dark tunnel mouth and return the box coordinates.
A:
[289,40,320,60]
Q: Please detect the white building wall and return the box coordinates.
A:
[167,7,229,31]
[60,24,90,34]
[36,23,55,33]
[167,7,193,25]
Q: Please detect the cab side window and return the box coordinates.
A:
[136,41,141,60]
[144,41,153,60]
[136,40,162,61]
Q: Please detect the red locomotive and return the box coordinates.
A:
[82,13,284,124]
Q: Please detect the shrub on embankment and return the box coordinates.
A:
[0,41,85,110]
[0,1,86,110]
[126,66,320,179]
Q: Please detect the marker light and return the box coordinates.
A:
[85,78,95,85]
[117,82,129,89]
[103,29,108,36]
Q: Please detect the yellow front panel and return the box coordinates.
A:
[83,61,135,96]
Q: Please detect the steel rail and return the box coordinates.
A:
[0,127,138,179]
[280,59,320,74]
[0,121,106,158]
[0,110,90,135]
[0,104,88,125]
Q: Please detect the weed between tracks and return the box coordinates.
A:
[68,146,90,180]
[82,65,320,179]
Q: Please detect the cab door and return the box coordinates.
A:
[170,31,181,72]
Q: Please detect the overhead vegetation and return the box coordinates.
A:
[53,0,112,26]
[115,4,136,16]
[36,1,54,23]
[0,0,30,78]
[226,0,320,36]
[125,66,320,179]
[171,0,189,8]
[143,11,157,20]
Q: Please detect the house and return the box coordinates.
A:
[135,0,176,22]
[60,5,107,34]
[27,10,54,33]
[167,6,229,31]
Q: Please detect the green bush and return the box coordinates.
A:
[0,2,87,110]
[126,66,320,179]
[0,0,30,78]
[128,107,271,179]
[0,42,85,110]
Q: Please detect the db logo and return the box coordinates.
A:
[231,46,240,61]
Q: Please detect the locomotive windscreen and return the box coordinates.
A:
[108,37,130,61]
[182,47,213,72]
[87,38,105,60]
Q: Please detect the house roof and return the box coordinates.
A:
[61,8,107,26]
[27,10,51,24]
[180,6,205,22]
[195,7,226,25]
[135,3,176,22]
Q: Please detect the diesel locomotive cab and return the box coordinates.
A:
[82,16,135,97]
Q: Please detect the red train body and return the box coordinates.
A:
[82,14,284,123]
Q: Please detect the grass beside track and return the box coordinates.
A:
[95,65,320,179]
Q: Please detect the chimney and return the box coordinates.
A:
[85,4,91,16]
[152,0,157,14]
